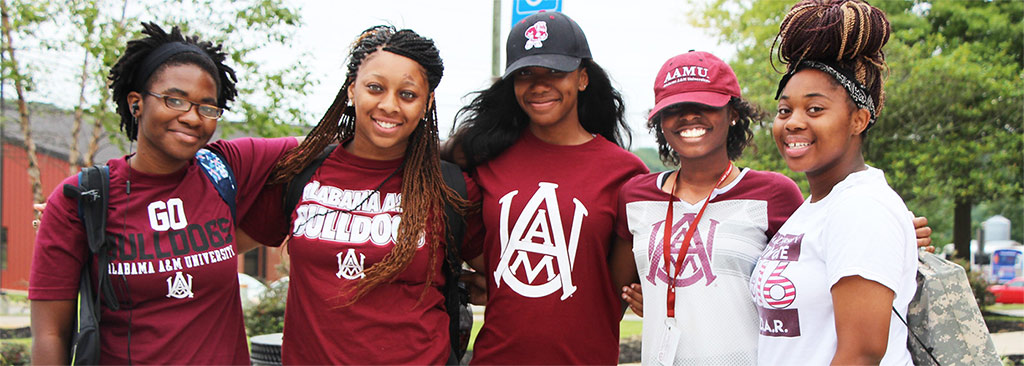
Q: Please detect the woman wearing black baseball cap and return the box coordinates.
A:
[444,11,648,365]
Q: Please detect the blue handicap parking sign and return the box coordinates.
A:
[512,0,562,27]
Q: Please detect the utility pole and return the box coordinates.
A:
[492,0,501,78]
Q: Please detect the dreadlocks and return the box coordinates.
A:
[267,25,469,303]
[108,22,238,140]
[772,0,890,114]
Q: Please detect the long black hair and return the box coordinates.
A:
[444,59,631,169]
[108,22,238,140]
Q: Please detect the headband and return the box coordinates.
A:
[775,60,877,128]
[132,42,214,91]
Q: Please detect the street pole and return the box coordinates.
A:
[492,0,501,78]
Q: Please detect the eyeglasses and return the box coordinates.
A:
[144,91,223,119]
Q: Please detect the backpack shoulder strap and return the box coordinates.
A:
[62,165,119,310]
[439,160,468,360]
[284,144,338,219]
[196,148,238,221]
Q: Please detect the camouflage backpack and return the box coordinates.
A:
[894,250,1000,366]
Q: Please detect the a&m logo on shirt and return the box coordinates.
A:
[337,249,366,280]
[494,182,586,300]
[646,214,719,287]
[166,271,194,299]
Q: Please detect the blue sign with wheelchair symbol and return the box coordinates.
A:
[512,0,562,27]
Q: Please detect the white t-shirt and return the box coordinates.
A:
[616,169,803,365]
[751,166,917,366]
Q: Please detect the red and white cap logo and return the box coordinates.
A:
[524,21,548,50]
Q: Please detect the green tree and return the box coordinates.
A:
[689,0,1024,256]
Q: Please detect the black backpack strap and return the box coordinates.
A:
[196,148,238,221]
[63,166,119,310]
[893,307,940,366]
[439,160,468,361]
[284,144,338,219]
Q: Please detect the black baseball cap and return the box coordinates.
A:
[503,11,592,79]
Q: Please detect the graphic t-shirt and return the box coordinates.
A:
[615,169,803,365]
[751,166,917,366]
[242,146,483,365]
[30,137,295,365]
[467,131,648,365]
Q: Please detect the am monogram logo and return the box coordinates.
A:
[336,249,366,280]
[494,182,587,300]
[165,271,194,299]
[646,214,719,287]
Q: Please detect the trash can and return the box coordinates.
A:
[250,333,283,366]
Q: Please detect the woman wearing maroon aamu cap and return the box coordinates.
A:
[611,50,804,365]
[444,10,648,365]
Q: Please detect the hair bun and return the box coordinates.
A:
[776,0,889,66]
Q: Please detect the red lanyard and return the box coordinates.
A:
[663,162,733,318]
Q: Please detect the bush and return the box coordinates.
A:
[0,342,28,366]
[244,278,288,336]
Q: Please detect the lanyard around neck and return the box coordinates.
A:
[663,162,733,318]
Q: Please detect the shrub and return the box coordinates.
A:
[244,278,288,336]
[0,342,28,366]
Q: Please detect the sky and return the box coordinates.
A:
[24,0,735,149]
[254,0,735,148]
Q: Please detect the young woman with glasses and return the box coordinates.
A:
[29,22,297,364]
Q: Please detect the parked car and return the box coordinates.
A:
[987,277,1024,304]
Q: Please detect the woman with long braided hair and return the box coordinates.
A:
[30,22,297,364]
[240,25,477,364]
[750,0,917,364]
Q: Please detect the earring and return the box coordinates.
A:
[731,120,737,126]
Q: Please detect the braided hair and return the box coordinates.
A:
[772,0,890,116]
[647,97,766,166]
[444,58,631,169]
[268,25,469,303]
[108,22,238,140]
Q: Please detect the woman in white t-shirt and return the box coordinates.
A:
[751,0,917,364]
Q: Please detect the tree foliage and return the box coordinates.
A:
[3,0,312,172]
[687,0,1024,249]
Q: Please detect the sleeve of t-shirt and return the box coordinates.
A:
[614,175,644,241]
[239,183,288,247]
[206,137,297,219]
[29,176,90,300]
[767,173,805,238]
[822,194,911,294]
[460,172,485,260]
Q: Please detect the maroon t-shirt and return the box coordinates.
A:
[30,137,295,365]
[467,131,648,365]
[242,146,483,365]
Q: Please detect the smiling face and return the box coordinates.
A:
[512,66,588,129]
[126,63,218,173]
[659,102,734,164]
[346,50,432,161]
[773,69,869,180]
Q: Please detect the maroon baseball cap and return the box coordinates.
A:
[649,51,740,119]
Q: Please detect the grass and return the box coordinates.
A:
[466,319,643,351]
[988,303,1024,311]
[0,339,30,347]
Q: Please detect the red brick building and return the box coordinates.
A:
[1,102,285,292]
